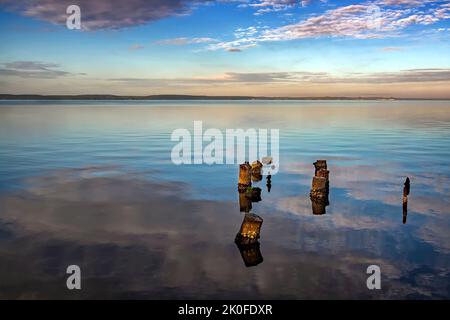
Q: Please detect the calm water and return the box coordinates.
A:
[0,100,449,299]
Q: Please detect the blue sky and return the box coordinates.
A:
[0,0,449,97]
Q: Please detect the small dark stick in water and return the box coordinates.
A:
[266,175,272,193]
[402,177,410,224]
[403,177,410,197]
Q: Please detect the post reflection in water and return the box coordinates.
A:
[235,213,264,267]
[310,160,330,215]
[239,187,262,213]
[235,161,270,267]
[0,103,449,299]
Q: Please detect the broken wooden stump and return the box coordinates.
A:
[252,173,263,182]
[313,160,328,175]
[316,168,330,180]
[235,161,265,267]
[251,160,263,182]
[238,162,252,192]
[235,213,263,267]
[235,213,263,245]
[311,176,327,192]
[310,160,330,215]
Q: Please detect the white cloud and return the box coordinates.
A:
[210,2,450,51]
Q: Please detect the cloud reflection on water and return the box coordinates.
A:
[0,166,449,299]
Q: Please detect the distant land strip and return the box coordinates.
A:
[0,94,449,101]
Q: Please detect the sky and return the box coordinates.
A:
[0,0,449,98]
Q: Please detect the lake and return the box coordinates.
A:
[0,100,449,299]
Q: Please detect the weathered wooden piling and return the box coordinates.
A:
[310,160,330,215]
[316,168,330,180]
[235,213,263,245]
[235,161,265,267]
[314,160,328,175]
[251,160,263,182]
[311,176,328,192]
[238,162,252,192]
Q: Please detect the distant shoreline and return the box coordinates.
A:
[0,94,449,101]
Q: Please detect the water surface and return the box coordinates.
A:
[0,100,449,299]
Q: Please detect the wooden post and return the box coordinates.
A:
[251,160,263,182]
[235,213,263,267]
[238,162,252,192]
[310,160,330,215]
[313,160,327,175]
[235,213,263,245]
[311,176,327,191]
[316,168,330,180]
[235,160,265,267]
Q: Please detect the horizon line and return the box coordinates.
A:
[1,94,450,101]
